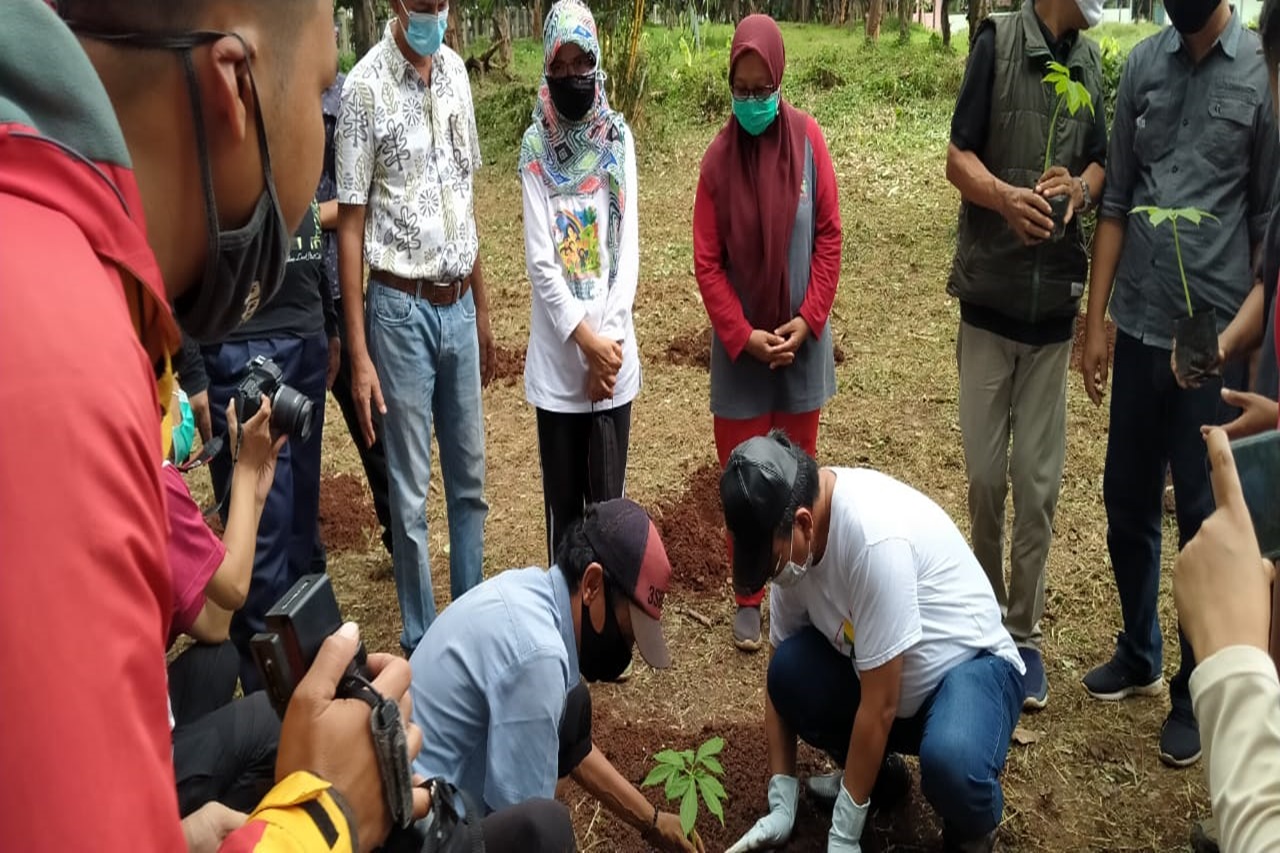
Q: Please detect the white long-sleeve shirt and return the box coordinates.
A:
[1191,644,1280,852]
[521,129,640,413]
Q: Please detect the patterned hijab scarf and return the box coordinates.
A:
[519,0,629,286]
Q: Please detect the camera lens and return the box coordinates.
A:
[270,385,314,443]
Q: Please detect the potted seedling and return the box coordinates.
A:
[642,736,727,846]
[1131,205,1222,384]
[1041,61,1095,240]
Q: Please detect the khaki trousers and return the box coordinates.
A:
[957,321,1070,649]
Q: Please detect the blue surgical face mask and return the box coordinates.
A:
[172,390,196,465]
[400,1,448,57]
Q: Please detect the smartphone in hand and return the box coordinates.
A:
[1218,431,1280,560]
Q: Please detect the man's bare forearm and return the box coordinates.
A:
[469,252,489,313]
[1086,217,1126,329]
[945,143,1010,214]
[338,203,369,358]
[764,693,798,778]
[571,745,654,830]
[1221,282,1265,363]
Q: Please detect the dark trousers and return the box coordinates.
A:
[481,800,577,852]
[768,628,1022,842]
[1104,332,1244,713]
[203,333,329,691]
[170,642,280,817]
[535,405,632,564]
[332,296,393,553]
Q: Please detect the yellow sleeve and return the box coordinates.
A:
[1191,645,1280,853]
[219,772,358,853]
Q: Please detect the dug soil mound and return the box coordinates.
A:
[319,472,379,553]
[492,344,526,387]
[652,462,729,596]
[1069,317,1116,374]
[586,714,942,852]
[665,327,846,371]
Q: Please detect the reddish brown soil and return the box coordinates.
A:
[1069,316,1116,374]
[492,344,526,387]
[585,715,942,852]
[665,327,846,371]
[652,462,730,595]
[318,472,379,553]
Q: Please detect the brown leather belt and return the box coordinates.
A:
[373,272,470,306]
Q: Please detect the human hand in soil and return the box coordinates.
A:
[1175,429,1274,662]
[726,774,799,853]
[189,389,213,442]
[1035,166,1079,226]
[227,397,287,506]
[768,316,811,369]
[276,622,430,853]
[643,811,704,852]
[1170,337,1225,389]
[181,801,247,853]
[351,353,386,448]
[327,336,341,391]
[1206,388,1280,440]
[1080,321,1111,406]
[744,329,789,367]
[998,183,1053,245]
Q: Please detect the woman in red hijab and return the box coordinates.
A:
[694,14,843,651]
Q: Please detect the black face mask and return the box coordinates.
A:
[1165,0,1220,34]
[579,590,632,683]
[69,29,291,343]
[547,73,597,122]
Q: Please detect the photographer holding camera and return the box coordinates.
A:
[1,1,426,850]
[179,199,335,693]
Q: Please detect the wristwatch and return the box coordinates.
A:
[1076,176,1094,214]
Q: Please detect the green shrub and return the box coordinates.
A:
[1099,35,1123,126]
[339,50,358,74]
[473,81,539,166]
[797,47,847,90]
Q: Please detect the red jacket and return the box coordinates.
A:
[0,2,354,850]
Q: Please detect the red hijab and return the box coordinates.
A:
[701,15,808,331]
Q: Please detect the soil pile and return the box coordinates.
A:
[653,463,730,595]
[492,344,526,387]
[319,472,378,553]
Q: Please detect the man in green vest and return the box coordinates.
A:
[945,0,1107,713]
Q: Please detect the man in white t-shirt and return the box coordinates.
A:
[720,431,1025,853]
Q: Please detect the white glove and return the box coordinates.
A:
[725,774,799,853]
[827,781,869,853]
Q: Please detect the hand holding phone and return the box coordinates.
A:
[1217,430,1280,560]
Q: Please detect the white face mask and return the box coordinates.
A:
[1075,0,1105,28]
[772,530,812,588]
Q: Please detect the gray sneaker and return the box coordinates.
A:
[733,606,761,652]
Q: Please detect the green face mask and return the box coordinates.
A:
[732,92,780,136]
[172,389,196,465]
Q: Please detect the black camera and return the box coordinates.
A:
[235,355,315,443]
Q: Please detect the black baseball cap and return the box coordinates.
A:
[720,433,805,596]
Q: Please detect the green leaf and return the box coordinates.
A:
[696,774,727,801]
[700,756,725,777]
[695,737,725,764]
[666,773,693,802]
[680,785,699,837]
[1173,207,1219,226]
[643,763,677,788]
[680,749,696,765]
[698,777,726,825]
[653,750,687,769]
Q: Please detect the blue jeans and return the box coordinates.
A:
[1104,332,1243,713]
[203,334,329,691]
[769,627,1022,842]
[367,280,487,651]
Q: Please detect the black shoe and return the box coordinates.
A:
[1082,653,1163,702]
[943,829,997,853]
[1190,817,1220,853]
[1159,707,1201,768]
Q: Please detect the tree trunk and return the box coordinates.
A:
[530,0,544,39]
[493,7,513,67]
[730,0,742,22]
[898,0,910,40]
[866,0,883,38]
[445,3,464,53]
[941,0,951,46]
[353,0,379,58]
[967,0,987,46]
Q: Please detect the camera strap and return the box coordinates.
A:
[338,672,417,830]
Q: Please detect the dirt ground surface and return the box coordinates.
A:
[181,112,1210,851]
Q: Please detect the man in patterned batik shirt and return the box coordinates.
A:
[337,0,497,654]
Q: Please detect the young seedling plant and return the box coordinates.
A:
[1131,205,1222,382]
[1041,61,1095,238]
[642,736,727,843]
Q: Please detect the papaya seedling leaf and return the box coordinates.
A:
[667,772,692,801]
[698,778,726,825]
[680,785,699,837]
[701,756,725,777]
[680,750,696,766]
[643,763,677,788]
[695,737,725,763]
[653,750,686,769]
[697,774,727,801]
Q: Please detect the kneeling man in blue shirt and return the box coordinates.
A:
[410,498,701,853]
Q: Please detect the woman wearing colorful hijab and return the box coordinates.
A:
[520,0,641,563]
[694,15,843,652]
